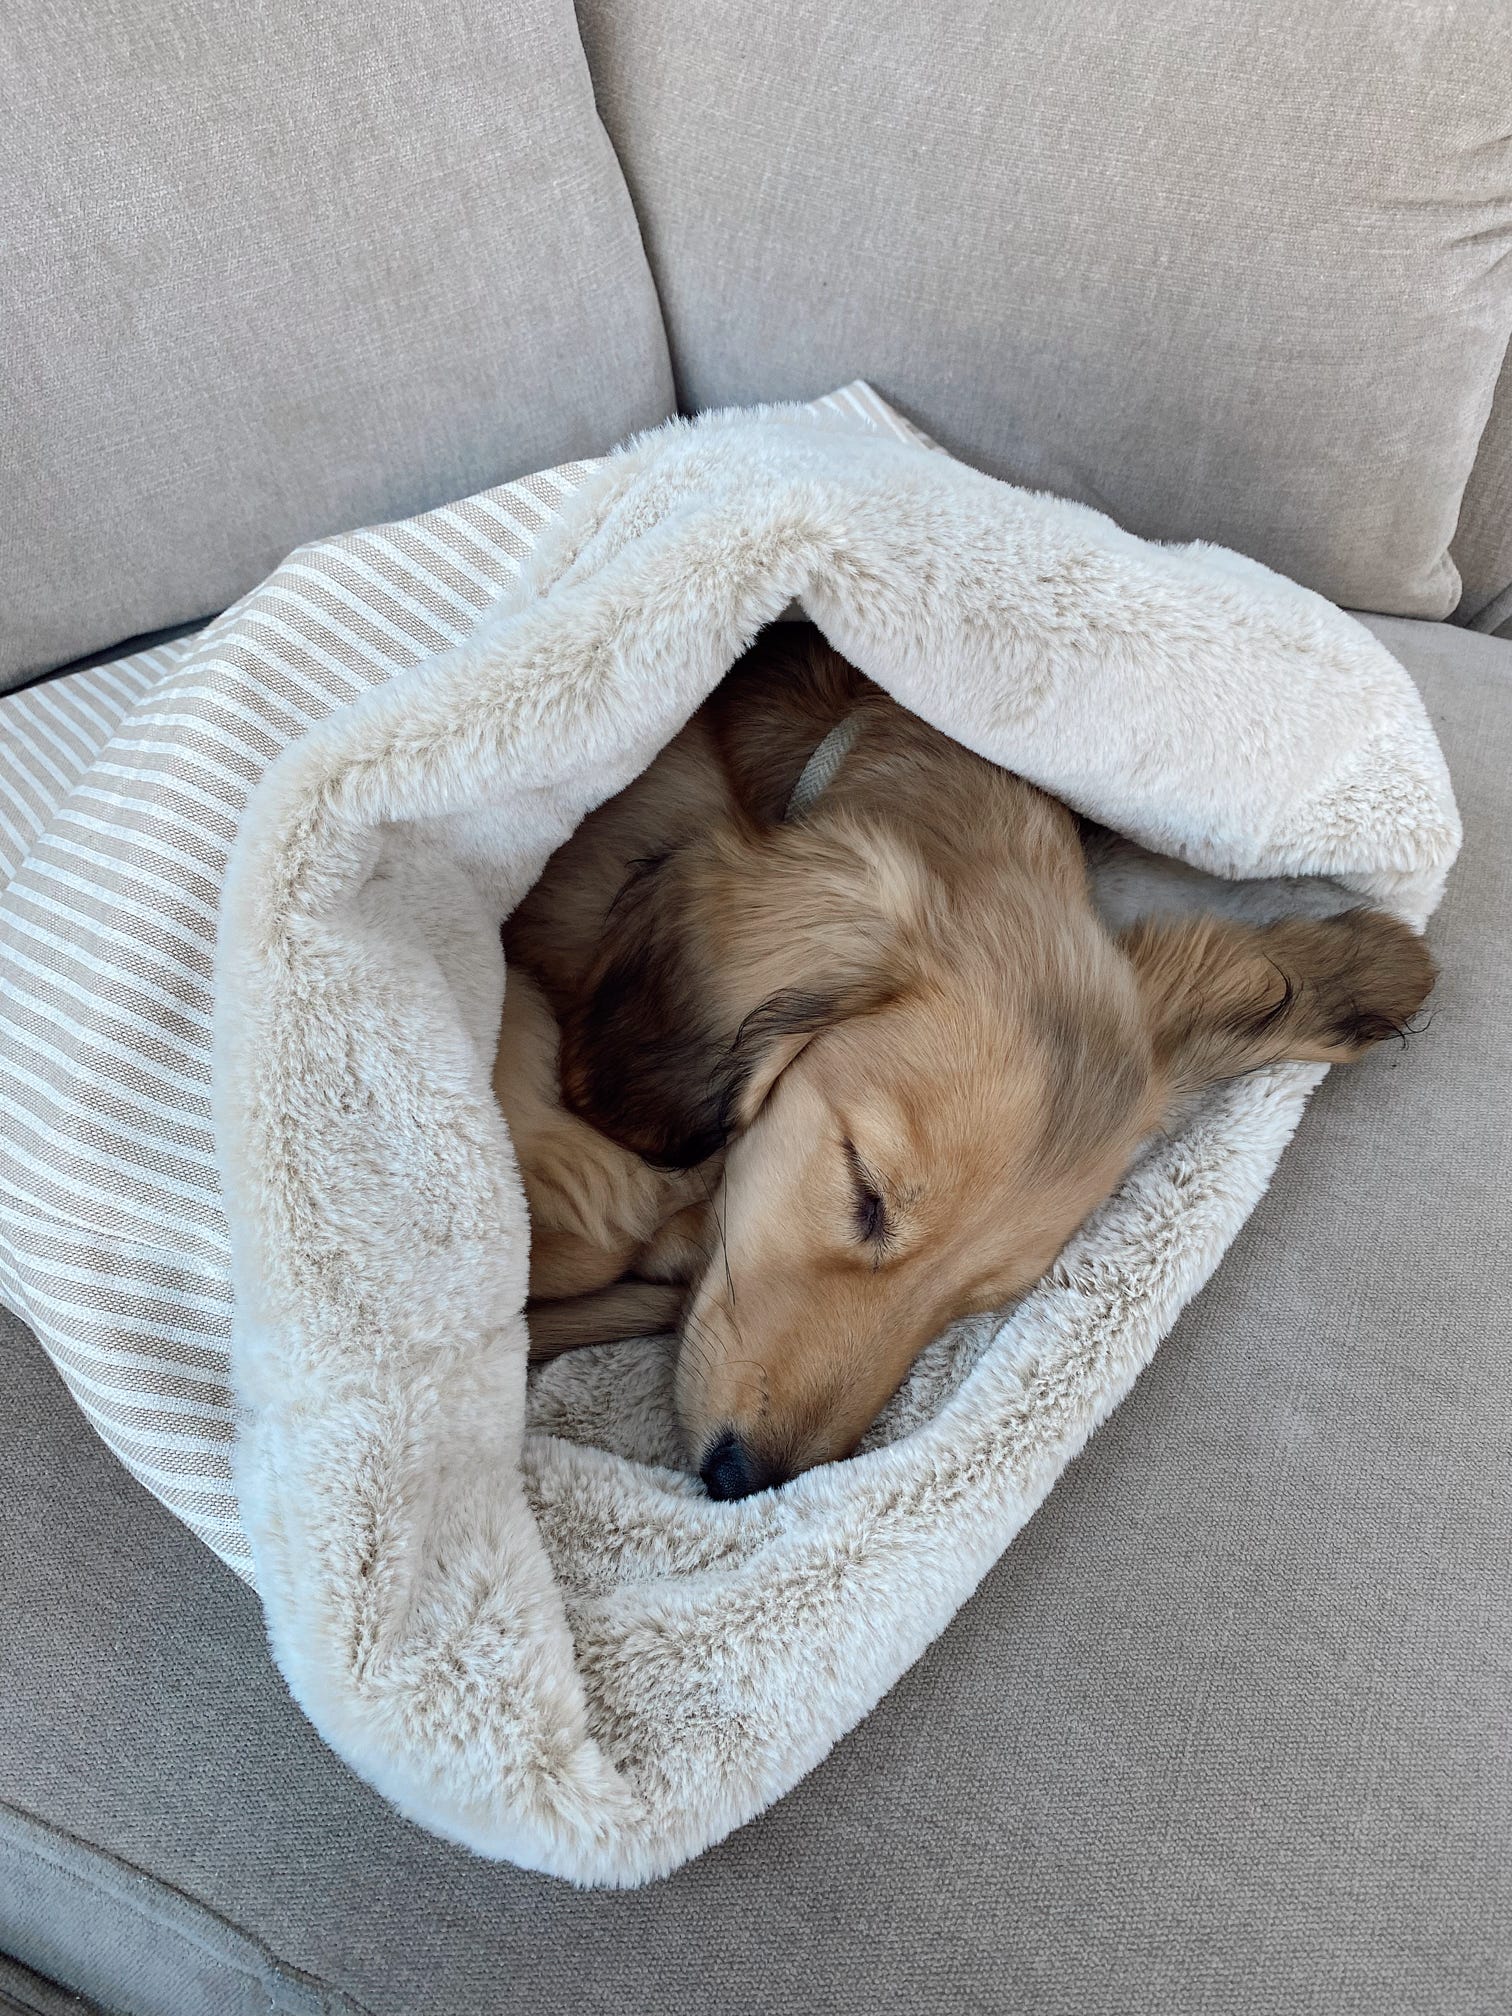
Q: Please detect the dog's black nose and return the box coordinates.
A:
[700,1431,785,1501]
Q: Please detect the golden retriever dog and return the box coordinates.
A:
[497,626,1434,1499]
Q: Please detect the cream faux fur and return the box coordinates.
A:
[213,401,1460,1886]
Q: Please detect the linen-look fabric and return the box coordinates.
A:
[577,0,1512,619]
[0,0,674,689]
[1453,345,1512,636]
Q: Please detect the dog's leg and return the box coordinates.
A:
[495,965,692,1299]
[633,1199,715,1283]
[526,1281,686,1361]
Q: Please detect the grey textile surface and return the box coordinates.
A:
[0,1955,106,2016]
[0,1808,360,2016]
[2,614,1509,2015]
[1454,342,1512,638]
[0,0,674,692]
[576,0,1512,622]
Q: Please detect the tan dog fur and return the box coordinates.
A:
[497,627,1434,1495]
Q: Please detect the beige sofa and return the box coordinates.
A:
[2,2,1509,2010]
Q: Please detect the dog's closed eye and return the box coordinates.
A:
[844,1138,890,1248]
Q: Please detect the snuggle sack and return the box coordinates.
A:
[0,386,1460,1885]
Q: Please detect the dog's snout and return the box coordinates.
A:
[699,1430,787,1501]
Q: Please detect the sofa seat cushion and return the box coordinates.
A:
[1,614,1508,2011]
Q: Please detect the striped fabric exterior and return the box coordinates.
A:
[0,384,924,1581]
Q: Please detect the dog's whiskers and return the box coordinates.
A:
[698,1166,736,1310]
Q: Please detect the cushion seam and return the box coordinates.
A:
[0,1797,374,2016]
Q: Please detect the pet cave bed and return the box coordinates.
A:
[0,386,1460,1885]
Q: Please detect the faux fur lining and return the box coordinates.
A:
[213,401,1459,1885]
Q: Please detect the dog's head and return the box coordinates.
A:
[560,808,1435,1498]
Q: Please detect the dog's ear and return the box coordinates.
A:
[556,845,733,1167]
[1121,908,1436,1115]
[559,818,924,1166]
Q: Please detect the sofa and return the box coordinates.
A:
[2,2,1509,2010]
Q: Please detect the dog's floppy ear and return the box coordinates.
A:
[559,818,924,1166]
[1121,908,1436,1115]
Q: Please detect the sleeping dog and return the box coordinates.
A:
[496,625,1434,1499]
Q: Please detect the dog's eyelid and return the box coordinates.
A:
[841,1135,890,1245]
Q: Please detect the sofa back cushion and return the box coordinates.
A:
[1452,348,1512,638]
[0,0,674,690]
[577,0,1512,620]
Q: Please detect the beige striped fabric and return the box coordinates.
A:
[0,383,923,1582]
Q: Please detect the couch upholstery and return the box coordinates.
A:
[5,0,1511,1999]
[575,0,1512,622]
[1454,342,1512,636]
[0,0,674,691]
[2,616,1507,2013]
